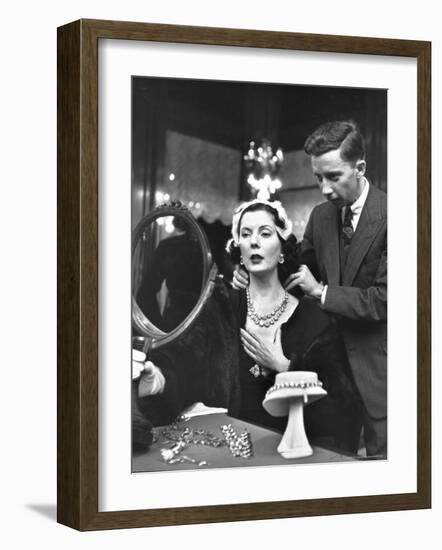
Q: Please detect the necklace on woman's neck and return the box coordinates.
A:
[246,287,289,328]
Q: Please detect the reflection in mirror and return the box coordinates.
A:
[133,213,204,333]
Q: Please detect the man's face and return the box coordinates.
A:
[311,148,366,209]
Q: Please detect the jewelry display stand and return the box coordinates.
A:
[262,371,327,460]
[277,398,313,459]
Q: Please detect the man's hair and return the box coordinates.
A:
[303,120,365,163]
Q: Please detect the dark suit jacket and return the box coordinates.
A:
[301,184,387,419]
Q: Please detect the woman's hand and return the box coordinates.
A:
[231,267,249,290]
[132,350,148,380]
[133,350,165,396]
[240,327,290,373]
[137,360,166,397]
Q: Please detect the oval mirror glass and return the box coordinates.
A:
[132,204,217,353]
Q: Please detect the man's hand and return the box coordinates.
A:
[240,327,290,373]
[284,264,324,299]
[232,267,249,290]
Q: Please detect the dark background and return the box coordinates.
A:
[132,77,387,276]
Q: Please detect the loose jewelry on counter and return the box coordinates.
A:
[161,421,226,447]
[160,439,209,467]
[159,418,224,467]
[160,440,187,462]
[159,419,254,466]
[220,424,254,459]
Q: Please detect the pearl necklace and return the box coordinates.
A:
[246,287,289,328]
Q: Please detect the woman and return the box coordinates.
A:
[134,199,361,453]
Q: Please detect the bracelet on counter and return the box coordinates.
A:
[158,419,255,465]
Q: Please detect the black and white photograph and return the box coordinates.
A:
[1,0,436,542]
[130,76,388,472]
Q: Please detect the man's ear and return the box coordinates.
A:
[356,159,366,177]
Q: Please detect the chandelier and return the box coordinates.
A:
[243,139,284,200]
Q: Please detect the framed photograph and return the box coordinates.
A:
[57,19,431,530]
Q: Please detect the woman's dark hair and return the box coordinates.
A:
[304,120,365,164]
[227,202,300,288]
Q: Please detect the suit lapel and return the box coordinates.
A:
[342,185,385,286]
[321,204,341,285]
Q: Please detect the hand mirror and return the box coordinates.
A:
[132,202,218,354]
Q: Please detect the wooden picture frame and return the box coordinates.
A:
[57,18,431,530]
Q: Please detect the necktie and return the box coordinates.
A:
[340,206,354,278]
[342,206,354,245]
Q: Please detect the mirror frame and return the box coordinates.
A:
[132,201,218,352]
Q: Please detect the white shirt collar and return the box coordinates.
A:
[350,177,369,216]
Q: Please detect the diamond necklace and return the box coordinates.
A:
[246,287,289,328]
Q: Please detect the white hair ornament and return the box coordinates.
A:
[225,199,293,252]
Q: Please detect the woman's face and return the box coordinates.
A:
[238,209,282,276]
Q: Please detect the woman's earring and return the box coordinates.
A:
[240,257,244,265]
[279,254,285,264]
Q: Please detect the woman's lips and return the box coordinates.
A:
[250,254,263,263]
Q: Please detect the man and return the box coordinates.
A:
[234,120,387,457]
